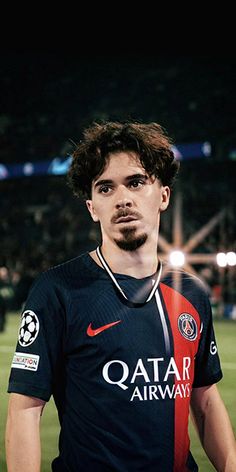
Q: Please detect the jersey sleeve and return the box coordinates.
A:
[7,271,65,401]
[193,292,223,388]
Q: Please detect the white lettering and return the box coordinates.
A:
[130,383,191,401]
[183,357,191,380]
[210,341,217,355]
[163,358,181,381]
[158,384,175,399]
[102,360,129,390]
[143,385,148,401]
[149,385,159,400]
[102,357,193,391]
[182,383,191,397]
[130,386,143,401]
[174,384,183,397]
[147,357,164,381]
[130,358,150,384]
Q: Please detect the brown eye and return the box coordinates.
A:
[99,186,111,194]
[130,179,144,188]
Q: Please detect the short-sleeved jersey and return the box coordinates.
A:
[8,253,222,472]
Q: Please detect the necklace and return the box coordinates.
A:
[96,245,162,307]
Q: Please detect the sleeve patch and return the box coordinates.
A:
[18,310,40,347]
[11,352,40,371]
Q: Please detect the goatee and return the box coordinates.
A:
[114,227,147,251]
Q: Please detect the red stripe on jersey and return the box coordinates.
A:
[160,282,201,472]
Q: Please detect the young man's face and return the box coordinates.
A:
[86,152,170,251]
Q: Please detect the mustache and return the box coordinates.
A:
[111,209,142,224]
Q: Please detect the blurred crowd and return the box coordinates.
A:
[0,177,100,326]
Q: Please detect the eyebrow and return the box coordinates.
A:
[94,173,148,189]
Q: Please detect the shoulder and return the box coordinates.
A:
[160,263,211,312]
[26,253,95,303]
[37,252,93,285]
[161,263,208,294]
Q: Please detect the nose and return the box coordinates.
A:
[115,186,133,209]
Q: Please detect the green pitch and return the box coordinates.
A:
[1,313,236,471]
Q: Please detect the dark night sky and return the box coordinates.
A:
[1,52,236,163]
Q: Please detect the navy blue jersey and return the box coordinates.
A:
[8,253,222,472]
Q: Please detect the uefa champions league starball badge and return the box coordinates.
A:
[18,310,40,347]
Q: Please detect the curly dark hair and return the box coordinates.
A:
[67,120,180,199]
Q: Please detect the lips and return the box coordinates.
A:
[112,211,141,224]
[115,216,138,224]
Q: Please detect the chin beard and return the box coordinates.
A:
[114,227,147,251]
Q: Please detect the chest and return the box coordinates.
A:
[65,280,202,367]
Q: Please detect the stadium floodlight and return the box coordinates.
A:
[216,251,236,267]
[169,250,185,267]
[226,251,236,266]
[216,252,227,267]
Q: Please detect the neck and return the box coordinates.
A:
[91,239,159,279]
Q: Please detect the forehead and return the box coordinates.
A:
[95,151,145,182]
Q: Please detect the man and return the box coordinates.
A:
[6,121,236,471]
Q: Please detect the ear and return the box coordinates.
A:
[160,186,170,212]
[86,200,99,222]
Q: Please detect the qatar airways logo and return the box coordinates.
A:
[102,357,192,401]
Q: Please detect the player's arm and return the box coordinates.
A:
[190,383,236,471]
[5,392,46,472]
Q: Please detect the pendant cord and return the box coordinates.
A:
[96,246,162,307]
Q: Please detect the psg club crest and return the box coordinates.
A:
[18,310,40,347]
[178,313,197,341]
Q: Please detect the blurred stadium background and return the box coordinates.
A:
[0,53,236,470]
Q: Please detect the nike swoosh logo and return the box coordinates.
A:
[87,320,122,337]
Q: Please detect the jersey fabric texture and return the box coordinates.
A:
[8,252,223,472]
